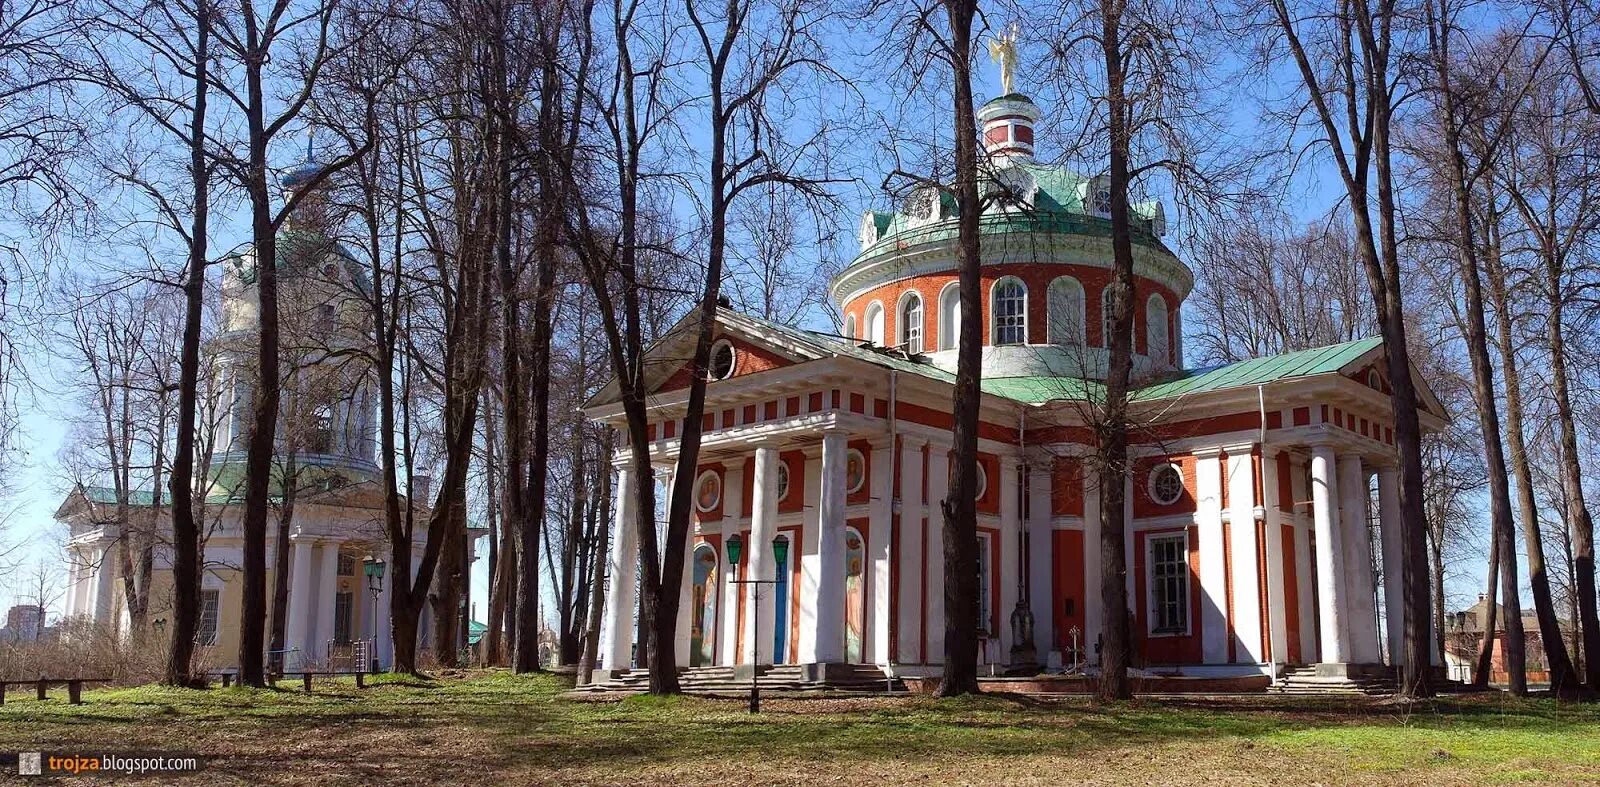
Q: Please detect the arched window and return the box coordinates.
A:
[844,313,857,340]
[899,292,924,354]
[991,277,1028,345]
[1146,294,1169,363]
[938,282,961,351]
[864,302,885,346]
[1047,276,1086,345]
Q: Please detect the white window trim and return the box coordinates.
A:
[897,290,924,353]
[694,469,722,513]
[990,276,1029,346]
[1148,462,1185,506]
[1048,276,1086,346]
[864,301,886,347]
[844,314,857,340]
[938,282,961,351]
[845,448,867,494]
[708,338,738,381]
[776,461,791,502]
[1145,530,1193,638]
[1146,293,1169,363]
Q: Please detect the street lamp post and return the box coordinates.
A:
[724,534,788,714]
[362,555,387,674]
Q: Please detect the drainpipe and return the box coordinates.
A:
[887,370,898,688]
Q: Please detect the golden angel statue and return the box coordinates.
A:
[988,25,1019,94]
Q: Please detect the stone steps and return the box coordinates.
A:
[1268,665,1397,696]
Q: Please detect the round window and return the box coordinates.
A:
[694,470,722,513]
[845,449,866,493]
[1149,463,1184,506]
[776,461,791,502]
[708,339,736,381]
[976,462,988,499]
[1367,369,1382,390]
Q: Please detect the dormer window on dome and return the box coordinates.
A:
[905,186,941,228]
[988,167,1037,210]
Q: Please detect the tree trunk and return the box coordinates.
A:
[935,0,982,699]
[1471,535,1499,690]
[1094,0,1137,703]
[268,453,299,675]
[1424,4,1524,693]
[1483,213,1579,696]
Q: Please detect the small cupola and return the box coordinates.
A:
[979,94,1041,163]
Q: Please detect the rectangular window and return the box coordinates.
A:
[334,591,354,644]
[337,553,356,577]
[995,293,1026,345]
[197,589,220,646]
[1149,534,1189,635]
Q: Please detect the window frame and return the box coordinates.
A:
[937,282,961,351]
[707,338,738,381]
[864,301,886,346]
[1148,462,1185,506]
[1048,276,1087,346]
[990,277,1029,346]
[898,291,924,354]
[197,588,221,646]
[1146,293,1169,363]
[776,460,791,502]
[845,448,867,494]
[1146,531,1192,637]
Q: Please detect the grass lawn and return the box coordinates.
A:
[1,671,1597,785]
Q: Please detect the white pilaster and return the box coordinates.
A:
[997,455,1022,659]
[797,450,822,662]
[811,429,848,664]
[1195,449,1228,663]
[719,460,744,666]
[1378,466,1404,666]
[1339,457,1380,663]
[1027,461,1054,657]
[746,443,780,665]
[867,439,894,665]
[925,442,950,662]
[286,537,316,669]
[1082,464,1102,661]
[1310,444,1349,664]
[1226,446,1263,663]
[600,464,638,672]
[897,437,926,663]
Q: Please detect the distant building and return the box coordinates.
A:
[54,149,483,671]
[0,604,45,643]
[1444,595,1573,684]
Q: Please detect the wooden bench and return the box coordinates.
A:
[0,678,113,705]
[267,670,373,692]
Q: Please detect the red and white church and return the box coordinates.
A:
[582,91,1447,688]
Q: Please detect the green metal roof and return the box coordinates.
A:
[81,486,168,506]
[734,311,1380,407]
[982,337,1384,405]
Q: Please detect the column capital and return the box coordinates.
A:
[1219,440,1257,456]
[899,434,928,450]
[1193,446,1224,459]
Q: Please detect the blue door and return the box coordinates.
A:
[772,536,790,663]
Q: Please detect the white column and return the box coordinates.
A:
[313,542,341,662]
[63,550,81,618]
[1082,463,1102,661]
[1027,461,1054,657]
[93,545,116,626]
[600,463,638,672]
[1310,444,1349,664]
[1339,457,1380,663]
[1378,466,1404,666]
[286,537,315,668]
[997,455,1022,660]
[867,439,895,665]
[797,451,822,662]
[811,429,848,664]
[925,443,950,662]
[1262,449,1289,666]
[746,442,780,665]
[675,525,694,667]
[897,437,926,664]
[1226,446,1263,663]
[719,461,744,666]
[1195,448,1228,663]
[1291,454,1318,658]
